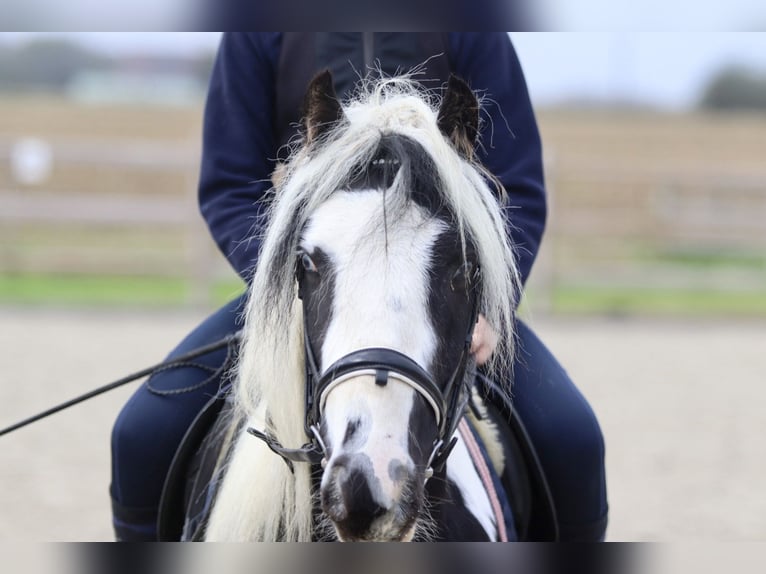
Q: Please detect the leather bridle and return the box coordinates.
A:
[248,263,481,480]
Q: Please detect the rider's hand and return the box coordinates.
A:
[470,314,498,366]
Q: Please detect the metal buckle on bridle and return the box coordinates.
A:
[246,425,326,474]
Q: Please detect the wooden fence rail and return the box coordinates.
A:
[2,135,766,311]
[0,137,223,307]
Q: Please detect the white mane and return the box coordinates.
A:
[205,78,520,541]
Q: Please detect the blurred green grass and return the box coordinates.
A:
[551,284,766,317]
[0,273,245,308]
[645,247,766,271]
[3,272,766,317]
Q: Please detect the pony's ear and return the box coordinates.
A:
[303,70,345,144]
[437,75,480,159]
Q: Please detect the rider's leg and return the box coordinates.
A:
[510,320,609,541]
[110,294,247,541]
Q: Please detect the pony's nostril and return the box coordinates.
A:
[322,491,347,523]
[388,459,410,483]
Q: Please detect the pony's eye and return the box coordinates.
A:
[301,253,318,274]
[450,261,475,292]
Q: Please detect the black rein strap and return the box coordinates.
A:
[0,331,242,438]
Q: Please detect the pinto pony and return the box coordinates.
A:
[204,72,521,541]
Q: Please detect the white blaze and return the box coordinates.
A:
[301,190,444,371]
[302,189,445,504]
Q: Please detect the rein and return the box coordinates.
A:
[248,268,481,479]
[0,332,242,438]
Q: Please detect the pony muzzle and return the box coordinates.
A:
[317,370,431,541]
[320,451,421,542]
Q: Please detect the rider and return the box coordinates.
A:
[110,33,608,541]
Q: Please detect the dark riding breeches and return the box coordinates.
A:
[509,321,608,541]
[110,294,608,541]
[109,296,246,541]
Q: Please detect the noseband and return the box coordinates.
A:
[249,267,480,479]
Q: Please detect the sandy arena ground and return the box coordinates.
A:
[0,307,764,542]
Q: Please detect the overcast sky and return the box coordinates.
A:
[2,32,765,110]
[511,33,766,108]
[541,0,766,31]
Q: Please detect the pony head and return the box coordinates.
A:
[209,72,520,542]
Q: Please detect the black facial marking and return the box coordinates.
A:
[322,454,388,540]
[338,467,386,538]
[343,418,361,447]
[427,227,480,387]
[344,134,447,219]
[407,392,439,471]
[297,247,336,370]
[345,149,401,191]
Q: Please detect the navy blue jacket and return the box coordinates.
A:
[199,33,546,288]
